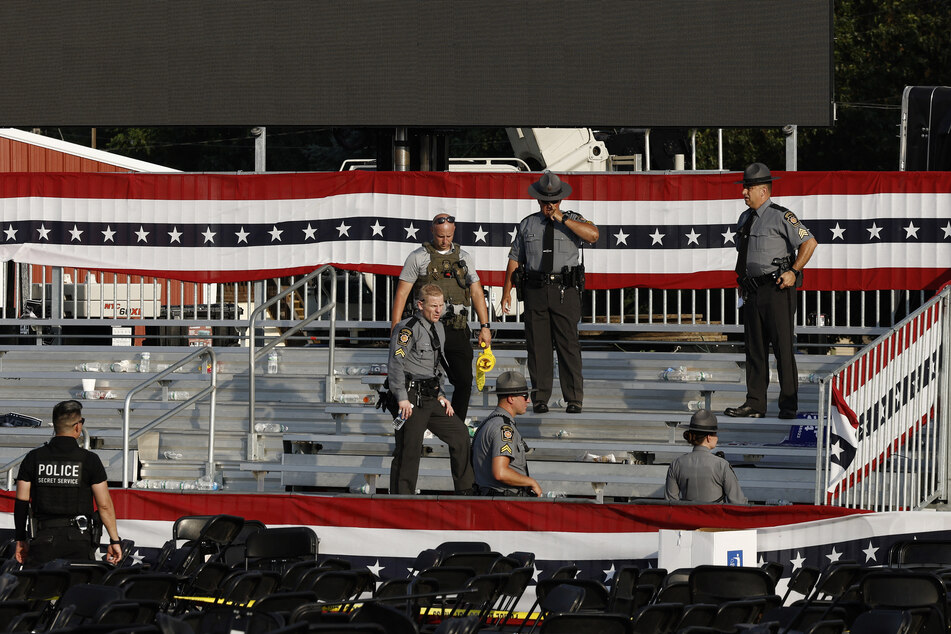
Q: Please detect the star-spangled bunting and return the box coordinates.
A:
[0,171,947,289]
[827,382,859,493]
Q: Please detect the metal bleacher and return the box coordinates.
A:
[0,342,842,503]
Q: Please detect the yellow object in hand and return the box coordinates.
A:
[475,343,496,391]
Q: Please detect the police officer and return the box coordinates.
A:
[14,400,122,565]
[501,171,599,414]
[725,163,818,419]
[471,371,542,497]
[392,212,492,422]
[665,410,747,504]
[388,283,476,495]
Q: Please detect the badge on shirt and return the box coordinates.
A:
[500,444,512,454]
[397,328,412,345]
[798,228,809,239]
[500,425,514,441]
[783,211,799,225]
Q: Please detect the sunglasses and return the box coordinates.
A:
[433,216,456,225]
[512,393,529,400]
[76,418,85,425]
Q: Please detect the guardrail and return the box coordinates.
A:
[121,346,218,488]
[817,285,950,510]
[247,264,337,461]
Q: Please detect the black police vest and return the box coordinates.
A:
[29,439,95,518]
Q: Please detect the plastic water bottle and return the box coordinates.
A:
[554,398,568,408]
[254,423,287,433]
[162,451,183,460]
[267,351,279,375]
[337,393,370,404]
[110,360,135,372]
[75,362,103,372]
[138,352,151,373]
[196,475,219,491]
[350,483,371,494]
[687,400,704,411]
[83,390,117,400]
[556,429,571,439]
[347,366,369,375]
[546,491,567,498]
[168,391,190,401]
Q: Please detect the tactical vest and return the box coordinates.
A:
[28,439,94,518]
[414,242,471,307]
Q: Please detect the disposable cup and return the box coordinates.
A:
[81,378,97,391]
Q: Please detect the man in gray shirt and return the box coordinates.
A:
[500,171,599,414]
[725,163,818,419]
[666,410,747,505]
[388,284,475,495]
[471,371,542,497]
[391,212,492,421]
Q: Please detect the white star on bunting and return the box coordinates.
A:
[101,226,116,242]
[269,226,284,242]
[789,552,805,571]
[202,227,216,244]
[337,222,351,237]
[4,225,16,241]
[904,221,919,239]
[614,229,628,245]
[685,228,700,245]
[168,227,182,243]
[235,227,250,244]
[866,223,882,240]
[830,223,845,240]
[303,224,317,240]
[862,541,879,563]
[722,228,736,244]
[37,224,51,240]
[371,220,385,237]
[473,226,488,243]
[134,226,149,243]
[404,224,420,240]
[70,225,84,241]
[649,228,665,245]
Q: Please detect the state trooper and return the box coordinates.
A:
[665,410,747,504]
[501,171,599,414]
[391,212,492,421]
[471,371,542,497]
[15,400,122,565]
[725,163,818,419]
[388,283,475,495]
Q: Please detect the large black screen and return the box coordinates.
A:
[0,0,832,127]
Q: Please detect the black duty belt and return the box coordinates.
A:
[37,515,90,531]
[525,271,565,285]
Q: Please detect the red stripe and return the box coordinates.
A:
[0,491,866,531]
[3,170,951,202]
[108,266,951,291]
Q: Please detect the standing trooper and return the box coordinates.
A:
[725,163,818,419]
[15,400,122,565]
[501,171,599,414]
[471,371,542,497]
[388,283,475,495]
[391,212,492,421]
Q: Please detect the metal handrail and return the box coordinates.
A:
[121,346,217,488]
[247,265,337,461]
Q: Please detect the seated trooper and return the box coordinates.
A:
[471,371,542,497]
[665,409,747,505]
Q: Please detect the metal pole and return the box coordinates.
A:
[252,127,266,172]
[717,129,723,171]
[394,127,409,171]
[784,125,798,171]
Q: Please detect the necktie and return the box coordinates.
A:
[735,209,757,276]
[429,323,448,375]
[540,219,555,272]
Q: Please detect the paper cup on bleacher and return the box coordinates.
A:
[82,378,97,392]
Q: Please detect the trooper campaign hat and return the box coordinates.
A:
[736,162,780,186]
[528,170,573,201]
[493,371,530,396]
[682,409,719,434]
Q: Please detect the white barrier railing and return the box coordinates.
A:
[818,285,950,510]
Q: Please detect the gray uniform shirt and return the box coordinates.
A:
[737,199,812,276]
[399,243,481,315]
[665,445,748,505]
[508,210,591,272]
[472,406,528,492]
[388,312,446,402]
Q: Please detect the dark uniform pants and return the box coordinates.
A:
[523,284,583,404]
[743,283,798,413]
[28,526,92,565]
[390,388,475,495]
[442,325,474,420]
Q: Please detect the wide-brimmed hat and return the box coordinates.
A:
[735,162,780,186]
[682,409,719,434]
[528,170,573,201]
[493,371,529,396]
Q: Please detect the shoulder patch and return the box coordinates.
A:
[798,227,809,240]
[500,425,515,441]
[397,328,413,345]
[783,211,800,225]
[394,348,405,357]
[500,444,512,454]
